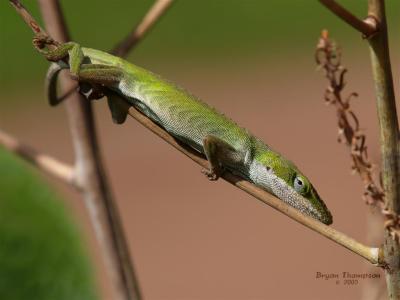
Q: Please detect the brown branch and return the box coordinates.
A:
[9,1,142,299]
[319,0,378,38]
[367,0,400,298]
[0,129,74,184]
[107,97,383,267]
[315,30,384,207]
[37,2,141,300]
[111,0,175,57]
[321,0,400,296]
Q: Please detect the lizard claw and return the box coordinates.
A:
[201,168,219,181]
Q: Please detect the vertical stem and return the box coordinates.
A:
[37,1,141,299]
[367,0,400,298]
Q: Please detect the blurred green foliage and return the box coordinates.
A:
[0,149,97,300]
[1,0,399,88]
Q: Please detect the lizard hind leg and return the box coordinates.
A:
[33,38,84,78]
[202,135,238,181]
[106,92,129,124]
[76,64,124,87]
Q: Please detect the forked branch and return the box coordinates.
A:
[319,0,378,38]
[0,129,74,184]
[9,0,146,299]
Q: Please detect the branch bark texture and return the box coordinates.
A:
[36,1,141,299]
[367,0,400,298]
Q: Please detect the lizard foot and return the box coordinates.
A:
[32,34,57,51]
[201,168,220,181]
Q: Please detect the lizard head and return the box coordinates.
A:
[249,150,332,225]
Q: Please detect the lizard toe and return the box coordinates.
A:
[201,168,219,181]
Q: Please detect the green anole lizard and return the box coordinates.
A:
[33,35,333,225]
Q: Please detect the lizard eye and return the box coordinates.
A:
[294,176,305,193]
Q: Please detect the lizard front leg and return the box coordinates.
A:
[202,135,242,181]
[35,37,90,105]
[33,36,84,78]
[43,42,129,124]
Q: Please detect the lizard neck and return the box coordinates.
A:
[227,137,265,183]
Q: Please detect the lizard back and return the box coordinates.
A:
[83,47,256,156]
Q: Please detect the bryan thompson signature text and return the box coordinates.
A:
[316,272,380,285]
[316,272,380,280]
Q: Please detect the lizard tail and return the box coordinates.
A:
[45,62,70,106]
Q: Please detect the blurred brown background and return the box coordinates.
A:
[1,1,400,299]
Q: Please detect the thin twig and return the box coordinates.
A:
[10,0,48,37]
[0,129,74,184]
[107,97,383,267]
[319,0,378,38]
[111,0,175,57]
[9,1,142,299]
